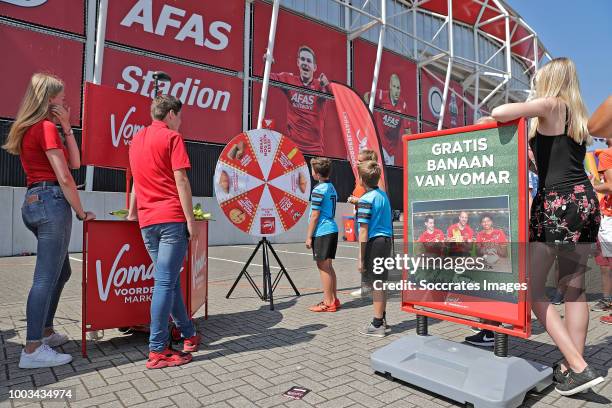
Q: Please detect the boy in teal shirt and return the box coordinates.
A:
[357,160,393,336]
[306,157,340,312]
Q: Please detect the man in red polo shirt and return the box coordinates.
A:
[127,95,200,369]
[270,45,329,155]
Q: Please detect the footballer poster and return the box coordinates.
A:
[215,129,310,236]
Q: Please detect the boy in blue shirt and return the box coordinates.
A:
[357,160,393,336]
[306,157,340,312]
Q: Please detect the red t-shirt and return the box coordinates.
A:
[129,120,191,228]
[351,183,366,199]
[374,90,409,164]
[20,120,68,186]
[270,72,327,155]
[476,229,507,244]
[447,223,474,241]
[598,148,612,217]
[418,228,445,256]
[418,228,445,243]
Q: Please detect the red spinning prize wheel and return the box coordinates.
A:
[214,129,311,236]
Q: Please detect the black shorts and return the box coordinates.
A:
[312,232,338,261]
[364,236,393,284]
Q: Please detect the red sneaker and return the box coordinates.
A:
[146,348,192,369]
[601,315,612,325]
[309,301,338,312]
[182,334,201,353]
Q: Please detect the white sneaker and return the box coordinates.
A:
[19,344,72,369]
[350,288,362,297]
[42,332,69,347]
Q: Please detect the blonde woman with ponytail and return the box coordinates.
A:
[3,73,95,369]
[483,58,603,395]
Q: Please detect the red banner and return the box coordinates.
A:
[352,39,418,166]
[0,0,85,34]
[352,39,418,117]
[253,1,347,86]
[329,82,386,189]
[83,221,188,331]
[82,82,151,169]
[420,70,465,129]
[101,47,242,143]
[0,25,83,126]
[106,0,243,71]
[251,82,345,158]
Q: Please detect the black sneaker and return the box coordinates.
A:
[591,298,612,312]
[465,330,495,347]
[553,363,569,384]
[555,365,604,396]
[550,291,565,305]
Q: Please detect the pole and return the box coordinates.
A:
[437,0,454,131]
[243,0,253,131]
[85,0,109,192]
[368,0,386,112]
[256,0,280,129]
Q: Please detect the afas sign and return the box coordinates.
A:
[106,0,243,71]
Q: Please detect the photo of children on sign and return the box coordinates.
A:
[412,195,512,274]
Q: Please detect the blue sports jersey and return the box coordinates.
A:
[309,182,338,237]
[357,188,393,239]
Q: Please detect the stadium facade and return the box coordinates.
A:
[0,0,549,209]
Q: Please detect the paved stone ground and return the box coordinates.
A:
[0,239,610,408]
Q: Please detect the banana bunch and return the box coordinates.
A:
[110,209,128,219]
[193,203,212,221]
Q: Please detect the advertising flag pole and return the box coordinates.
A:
[257,0,280,129]
[85,0,109,192]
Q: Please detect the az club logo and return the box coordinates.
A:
[428,86,443,118]
[0,0,47,6]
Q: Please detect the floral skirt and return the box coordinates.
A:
[529,182,600,244]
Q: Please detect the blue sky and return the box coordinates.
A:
[509,0,611,114]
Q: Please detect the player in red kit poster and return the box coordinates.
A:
[417,215,445,256]
[270,45,329,156]
[447,211,474,256]
[475,214,508,259]
[364,74,411,166]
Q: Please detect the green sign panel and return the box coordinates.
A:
[405,124,524,303]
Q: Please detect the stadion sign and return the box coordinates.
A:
[106,0,243,71]
[82,82,151,169]
[102,47,243,144]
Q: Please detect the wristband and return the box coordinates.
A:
[64,128,74,137]
[76,212,85,221]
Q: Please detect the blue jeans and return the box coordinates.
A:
[141,222,195,352]
[22,186,72,342]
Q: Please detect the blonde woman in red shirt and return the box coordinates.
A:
[3,73,95,369]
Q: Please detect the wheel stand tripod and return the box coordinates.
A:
[226,237,300,310]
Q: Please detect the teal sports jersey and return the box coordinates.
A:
[309,182,338,237]
[357,188,393,239]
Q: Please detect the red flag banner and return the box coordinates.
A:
[329,82,386,190]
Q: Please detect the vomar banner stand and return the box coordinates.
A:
[371,120,552,408]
